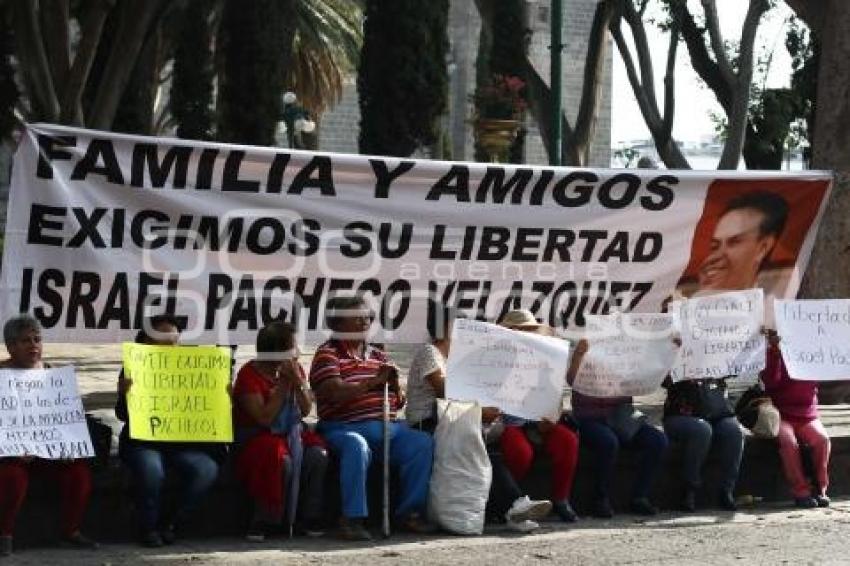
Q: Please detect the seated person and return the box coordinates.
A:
[405,307,552,532]
[116,314,224,547]
[569,339,669,518]
[762,330,830,508]
[497,309,580,523]
[309,295,433,540]
[233,321,328,541]
[405,310,451,432]
[0,315,98,556]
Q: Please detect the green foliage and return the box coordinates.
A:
[614,146,640,168]
[358,0,448,157]
[171,0,215,141]
[0,8,19,140]
[786,16,818,164]
[290,0,362,115]
[217,0,293,145]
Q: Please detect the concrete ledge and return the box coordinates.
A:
[13,405,850,546]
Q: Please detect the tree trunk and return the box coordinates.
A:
[88,0,163,130]
[797,0,850,299]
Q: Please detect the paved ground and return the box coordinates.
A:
[7,500,850,565]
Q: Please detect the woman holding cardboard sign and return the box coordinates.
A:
[116,314,223,548]
[762,330,831,508]
[569,337,669,519]
[233,321,328,541]
[0,315,98,557]
[496,309,581,523]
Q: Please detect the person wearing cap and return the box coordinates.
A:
[406,307,552,533]
[232,321,328,541]
[496,309,580,523]
[309,295,434,541]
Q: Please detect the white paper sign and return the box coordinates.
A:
[670,289,766,381]
[445,319,570,420]
[0,366,95,459]
[573,313,679,397]
[774,299,850,381]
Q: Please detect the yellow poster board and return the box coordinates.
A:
[123,343,233,442]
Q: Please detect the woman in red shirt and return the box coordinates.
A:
[233,321,327,541]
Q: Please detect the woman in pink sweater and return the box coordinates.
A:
[762,331,830,508]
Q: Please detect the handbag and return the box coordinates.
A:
[605,402,647,443]
[697,380,734,421]
[735,384,780,438]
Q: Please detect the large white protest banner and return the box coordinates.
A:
[0,366,94,459]
[0,124,832,344]
[445,319,570,420]
[774,299,850,380]
[573,313,678,397]
[670,289,766,381]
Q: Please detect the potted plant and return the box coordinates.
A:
[471,74,526,162]
[472,74,527,120]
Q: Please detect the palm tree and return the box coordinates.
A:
[287,0,363,115]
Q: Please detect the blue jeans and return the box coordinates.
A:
[664,415,743,493]
[318,419,433,520]
[576,418,668,501]
[122,445,220,531]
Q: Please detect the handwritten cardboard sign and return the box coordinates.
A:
[774,299,850,381]
[445,319,570,420]
[123,343,233,442]
[0,366,94,459]
[573,313,678,397]
[670,289,765,381]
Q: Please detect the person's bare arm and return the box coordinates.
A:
[566,339,589,385]
[237,387,286,427]
[425,368,446,398]
[315,369,387,404]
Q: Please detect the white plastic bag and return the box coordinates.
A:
[428,399,492,535]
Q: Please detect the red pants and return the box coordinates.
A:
[777,417,831,498]
[235,429,326,518]
[236,432,290,517]
[0,458,92,537]
[500,424,579,502]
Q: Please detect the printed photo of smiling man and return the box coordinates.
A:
[675,179,831,305]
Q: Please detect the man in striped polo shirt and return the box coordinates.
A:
[310,296,434,541]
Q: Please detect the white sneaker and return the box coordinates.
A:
[506,518,540,533]
[506,495,552,522]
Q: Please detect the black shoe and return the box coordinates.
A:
[718,490,737,511]
[141,530,163,548]
[592,498,614,519]
[795,496,818,509]
[246,520,272,543]
[61,532,99,550]
[398,513,438,534]
[160,524,176,545]
[553,500,578,523]
[0,536,12,557]
[681,488,697,512]
[337,518,372,541]
[629,497,658,516]
[815,494,831,508]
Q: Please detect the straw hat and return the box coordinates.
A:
[498,309,542,329]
